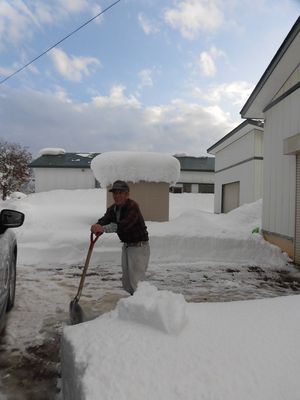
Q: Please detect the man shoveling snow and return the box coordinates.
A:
[91,180,150,295]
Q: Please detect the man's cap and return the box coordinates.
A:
[109,180,129,192]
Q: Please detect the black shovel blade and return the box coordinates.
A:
[69,299,86,325]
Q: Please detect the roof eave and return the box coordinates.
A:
[240,17,300,119]
[207,119,263,154]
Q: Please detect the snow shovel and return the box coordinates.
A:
[69,232,100,325]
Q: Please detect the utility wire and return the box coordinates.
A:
[0,0,121,85]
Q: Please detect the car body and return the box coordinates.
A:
[0,209,25,333]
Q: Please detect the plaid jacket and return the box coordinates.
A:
[97,198,149,243]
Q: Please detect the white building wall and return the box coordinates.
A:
[214,160,262,213]
[262,89,300,238]
[213,129,263,213]
[215,133,256,171]
[275,63,300,99]
[34,168,96,192]
[178,170,214,184]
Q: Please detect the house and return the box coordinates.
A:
[30,151,215,194]
[240,16,300,263]
[171,156,215,193]
[29,149,100,192]
[207,120,264,213]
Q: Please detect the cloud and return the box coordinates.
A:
[193,81,254,107]
[58,0,91,13]
[138,13,159,34]
[138,69,154,88]
[49,48,101,81]
[0,65,15,78]
[198,46,226,77]
[0,1,40,49]
[164,0,224,39]
[0,0,102,51]
[91,85,141,108]
[0,86,236,157]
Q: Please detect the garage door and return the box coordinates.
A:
[222,181,240,213]
[295,155,300,264]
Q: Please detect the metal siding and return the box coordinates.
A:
[33,168,95,192]
[214,177,222,213]
[191,184,198,193]
[215,133,255,171]
[262,90,300,238]
[213,159,259,213]
[212,128,264,214]
[295,154,300,263]
[254,159,263,200]
[179,170,214,184]
[275,64,300,100]
[254,130,264,157]
[222,182,240,213]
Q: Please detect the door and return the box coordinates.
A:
[222,181,240,213]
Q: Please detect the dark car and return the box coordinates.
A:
[0,209,24,333]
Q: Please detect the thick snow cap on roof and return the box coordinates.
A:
[91,151,181,187]
[39,148,66,156]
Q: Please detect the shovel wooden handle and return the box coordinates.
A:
[74,232,100,301]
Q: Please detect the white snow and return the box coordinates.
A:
[2,189,299,400]
[90,151,181,187]
[38,147,66,156]
[117,282,188,334]
[62,286,300,400]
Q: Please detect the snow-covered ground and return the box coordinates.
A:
[5,189,286,268]
[2,189,300,400]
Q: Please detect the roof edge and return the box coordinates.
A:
[207,119,264,154]
[240,16,300,117]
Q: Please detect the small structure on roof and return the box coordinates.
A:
[91,151,180,222]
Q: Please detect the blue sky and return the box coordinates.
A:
[0,0,299,157]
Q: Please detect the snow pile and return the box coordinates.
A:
[2,190,288,267]
[1,188,297,400]
[38,147,66,156]
[117,282,187,334]
[62,284,300,400]
[90,151,180,186]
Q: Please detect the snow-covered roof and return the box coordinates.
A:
[91,151,181,187]
[30,152,100,168]
[39,148,66,156]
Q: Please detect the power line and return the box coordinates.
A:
[0,0,121,85]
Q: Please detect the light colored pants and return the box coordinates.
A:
[121,242,150,294]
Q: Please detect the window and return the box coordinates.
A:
[198,183,214,193]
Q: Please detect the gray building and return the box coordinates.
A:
[172,156,215,193]
[207,120,264,213]
[30,153,215,194]
[240,16,300,263]
[29,152,100,192]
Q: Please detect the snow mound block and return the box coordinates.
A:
[90,151,180,187]
[117,282,188,334]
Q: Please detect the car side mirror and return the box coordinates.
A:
[0,209,25,228]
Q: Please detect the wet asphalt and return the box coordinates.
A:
[0,260,300,400]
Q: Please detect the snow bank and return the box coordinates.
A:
[90,151,180,187]
[3,190,288,267]
[38,147,66,155]
[62,286,300,400]
[117,282,187,334]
